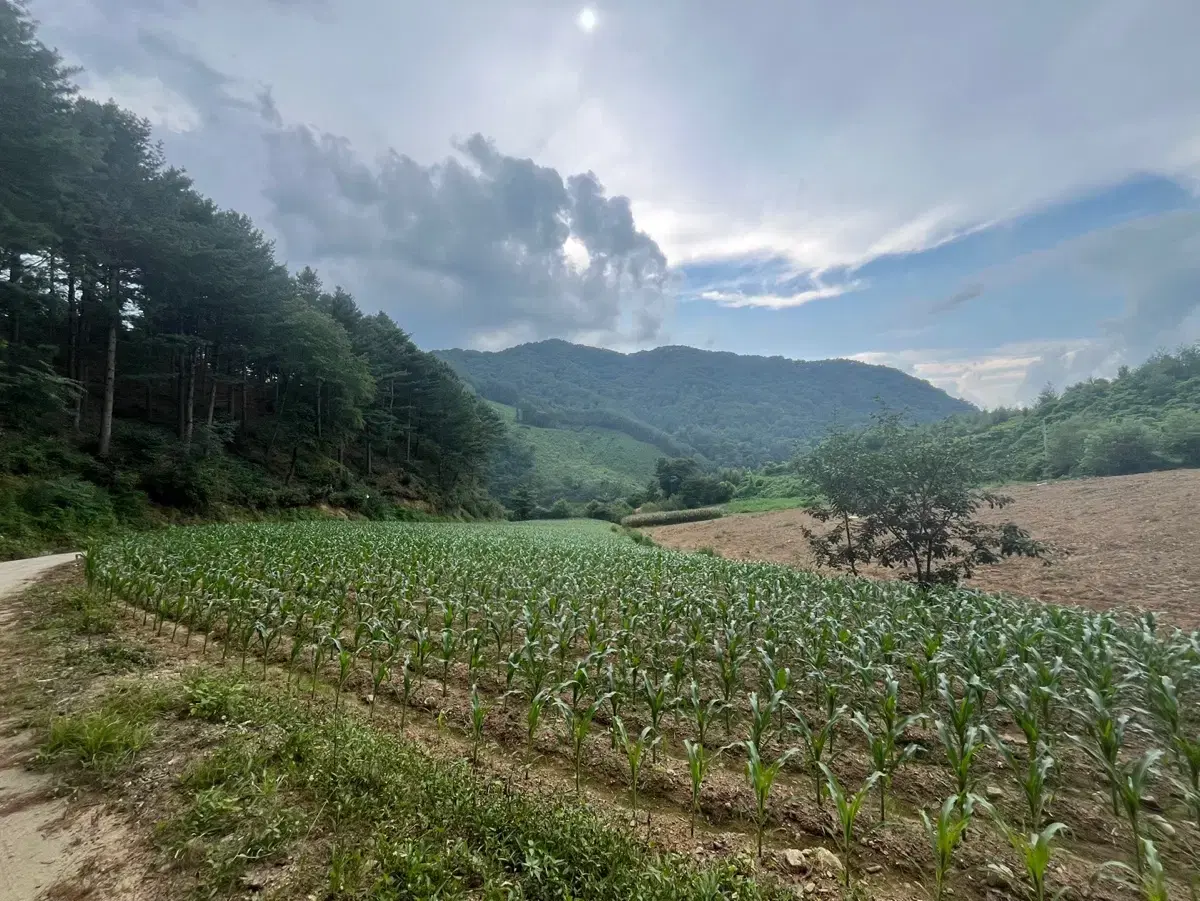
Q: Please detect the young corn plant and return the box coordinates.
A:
[820,763,880,889]
[985,727,1055,830]
[1147,675,1200,827]
[919,793,980,901]
[852,677,923,824]
[1092,838,1171,901]
[439,617,458,698]
[1114,749,1165,877]
[788,702,846,808]
[332,638,355,713]
[743,739,799,859]
[468,684,489,767]
[937,677,986,817]
[398,652,416,730]
[612,716,658,815]
[988,820,1068,901]
[555,692,612,796]
[641,671,674,761]
[686,679,724,748]
[1072,686,1130,817]
[525,688,550,753]
[683,738,716,838]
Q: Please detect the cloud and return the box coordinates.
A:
[40,1,1200,281]
[699,278,866,310]
[850,340,1101,408]
[929,282,984,314]
[263,127,669,346]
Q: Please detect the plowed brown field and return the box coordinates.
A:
[646,469,1200,630]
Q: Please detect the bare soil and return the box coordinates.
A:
[646,470,1200,630]
[0,558,153,901]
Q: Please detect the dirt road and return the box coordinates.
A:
[0,553,86,901]
[647,470,1200,630]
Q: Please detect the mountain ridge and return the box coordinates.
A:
[436,339,975,468]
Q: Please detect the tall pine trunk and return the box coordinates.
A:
[184,346,196,448]
[176,351,187,439]
[98,322,116,457]
[66,266,78,381]
[206,346,220,428]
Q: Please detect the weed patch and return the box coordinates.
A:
[42,710,152,776]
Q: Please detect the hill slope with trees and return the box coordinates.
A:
[437,339,976,467]
[942,345,1200,481]
[0,1,504,556]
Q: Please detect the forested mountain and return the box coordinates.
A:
[943,345,1200,481]
[0,1,503,555]
[438,339,975,467]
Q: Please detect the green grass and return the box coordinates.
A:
[490,402,660,499]
[157,671,782,901]
[723,496,813,514]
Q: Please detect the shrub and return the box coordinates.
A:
[621,507,724,528]
[140,453,217,511]
[582,499,632,522]
[678,474,734,508]
[1160,408,1200,466]
[1079,420,1163,477]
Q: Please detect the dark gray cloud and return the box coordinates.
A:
[930,282,984,313]
[37,0,668,347]
[263,126,668,346]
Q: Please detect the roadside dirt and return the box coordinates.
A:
[647,470,1200,630]
[0,556,149,901]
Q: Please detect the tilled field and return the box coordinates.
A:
[646,469,1200,630]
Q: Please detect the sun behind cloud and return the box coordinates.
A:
[577,7,598,33]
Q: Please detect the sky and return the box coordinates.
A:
[33,0,1200,408]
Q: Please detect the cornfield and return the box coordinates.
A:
[86,520,1199,898]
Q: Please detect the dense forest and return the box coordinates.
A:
[437,339,975,467]
[942,345,1200,481]
[0,1,504,556]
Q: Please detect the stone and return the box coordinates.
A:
[985,785,1006,801]
[865,864,883,875]
[783,849,809,873]
[811,847,843,874]
[803,882,816,895]
[986,866,1014,890]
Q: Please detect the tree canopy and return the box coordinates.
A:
[0,0,503,530]
[801,415,1044,585]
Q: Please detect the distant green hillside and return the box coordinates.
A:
[486,402,661,506]
[943,345,1200,480]
[438,340,974,468]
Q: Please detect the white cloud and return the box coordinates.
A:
[699,278,866,309]
[851,339,1105,408]
[78,72,202,133]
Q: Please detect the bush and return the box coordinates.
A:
[584,499,632,523]
[1079,420,1163,477]
[140,453,218,512]
[1161,409,1200,466]
[621,507,724,528]
[678,474,734,508]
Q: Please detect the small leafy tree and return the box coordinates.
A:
[801,414,1045,585]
